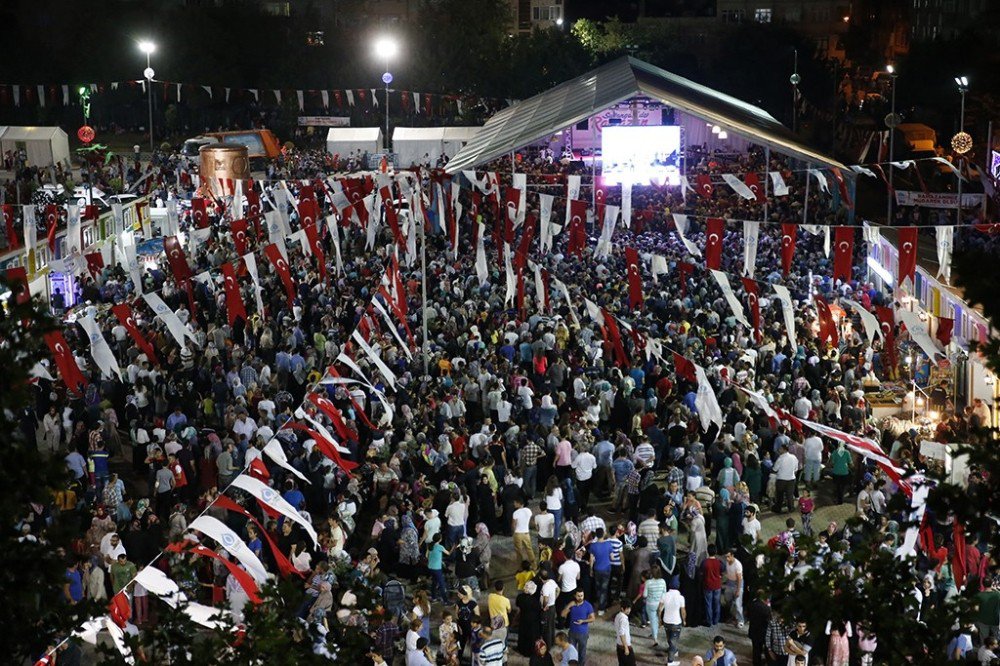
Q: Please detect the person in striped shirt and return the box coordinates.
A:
[477,626,507,665]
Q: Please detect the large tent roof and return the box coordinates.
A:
[0,126,68,141]
[446,56,845,174]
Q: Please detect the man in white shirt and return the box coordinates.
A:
[511,499,536,567]
[540,570,559,646]
[534,504,556,543]
[742,506,762,543]
[557,557,581,612]
[444,494,467,547]
[572,447,598,509]
[615,600,636,666]
[773,444,799,514]
[802,434,824,488]
[659,583,686,665]
[232,410,258,443]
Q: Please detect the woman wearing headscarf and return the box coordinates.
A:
[515,580,542,656]
[397,514,420,577]
[529,639,554,666]
[474,522,492,587]
[713,489,732,553]
[717,456,740,490]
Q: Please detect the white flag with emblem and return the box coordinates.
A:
[808,169,831,194]
[475,223,488,286]
[842,299,883,345]
[142,293,198,349]
[743,220,760,277]
[768,171,789,196]
[672,214,702,258]
[564,175,581,227]
[621,181,632,230]
[188,515,270,584]
[722,174,756,200]
[936,226,954,283]
[263,437,310,483]
[538,193,555,253]
[66,204,82,257]
[863,222,880,248]
[650,255,669,284]
[695,364,723,433]
[325,214,343,275]
[711,270,751,329]
[504,242,516,306]
[78,314,122,380]
[231,474,319,547]
[512,173,527,226]
[771,283,797,349]
[351,329,397,390]
[243,252,266,315]
[595,204,619,259]
[164,200,180,237]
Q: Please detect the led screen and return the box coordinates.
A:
[602,125,681,186]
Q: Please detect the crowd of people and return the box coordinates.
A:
[9,139,999,666]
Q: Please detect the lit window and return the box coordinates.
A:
[755,8,772,22]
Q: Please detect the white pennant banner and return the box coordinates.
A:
[722,174,756,200]
[142,292,198,349]
[936,226,954,283]
[771,283,797,349]
[711,270,751,329]
[742,220,760,277]
[188,515,270,584]
[78,314,122,380]
[231,474,320,547]
[672,214,702,258]
[768,171,789,196]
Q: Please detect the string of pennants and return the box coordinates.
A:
[0,80,507,116]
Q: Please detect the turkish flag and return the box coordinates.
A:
[220,262,248,326]
[190,197,209,229]
[503,187,520,242]
[111,303,159,365]
[108,591,132,629]
[286,421,358,476]
[297,197,319,234]
[380,186,404,249]
[696,173,714,198]
[741,277,761,343]
[936,317,954,346]
[897,227,918,288]
[307,392,355,444]
[212,494,302,580]
[744,172,766,203]
[84,252,104,278]
[245,188,262,235]
[781,223,797,276]
[231,218,249,256]
[594,177,608,205]
[677,261,694,298]
[833,226,854,283]
[514,215,535,271]
[567,199,588,257]
[673,351,697,382]
[705,217,724,270]
[600,308,629,367]
[5,267,30,305]
[83,204,99,221]
[876,305,897,368]
[299,184,315,203]
[43,330,88,395]
[163,235,193,283]
[303,219,326,281]
[625,246,644,311]
[540,267,551,312]
[264,242,297,307]
[45,204,59,253]
[165,543,262,604]
[831,167,854,209]
[814,295,839,348]
[2,205,17,250]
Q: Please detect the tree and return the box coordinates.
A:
[0,277,103,662]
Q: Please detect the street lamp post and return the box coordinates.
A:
[790,48,800,133]
[373,37,398,156]
[955,76,970,226]
[139,41,156,153]
[885,65,899,225]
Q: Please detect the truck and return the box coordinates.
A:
[181,129,282,168]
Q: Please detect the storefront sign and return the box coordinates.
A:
[297,116,350,127]
[894,190,986,209]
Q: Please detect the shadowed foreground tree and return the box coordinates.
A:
[756,246,1000,664]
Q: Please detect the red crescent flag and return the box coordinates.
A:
[897,227,918,288]
[876,306,897,369]
[516,264,526,317]
[696,173,714,198]
[540,267,551,312]
[165,543,262,604]
[83,204,99,221]
[677,261,694,298]
[673,351,697,382]
[567,199,588,258]
[163,235,193,283]
[231,218,249,256]
[45,204,59,252]
[705,217,724,270]
[298,184,315,203]
[5,266,30,305]
[594,177,608,205]
[380,187,405,249]
[814,295,839,348]
[503,187,520,242]
[221,262,248,326]
[297,198,319,233]
[831,167,854,209]
[833,226,854,284]
[285,421,358,476]
[264,243,297,308]
[43,330,88,395]
[780,223,797,276]
[936,317,954,346]
[744,172,766,203]
[245,188,262,235]
[307,392,355,444]
[303,220,326,281]
[190,197,209,229]
[600,308,629,367]
[2,205,17,250]
[85,252,104,278]
[625,246,644,311]
[741,277,761,343]
[111,303,159,365]
[108,591,131,629]
[513,215,535,271]
[326,364,377,429]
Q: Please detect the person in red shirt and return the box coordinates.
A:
[168,452,189,499]
[702,544,723,627]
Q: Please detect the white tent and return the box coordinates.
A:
[325,127,383,157]
[392,126,481,168]
[0,126,71,167]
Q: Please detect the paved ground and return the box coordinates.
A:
[474,484,858,666]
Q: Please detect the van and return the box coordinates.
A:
[181,129,282,169]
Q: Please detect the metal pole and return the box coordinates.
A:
[385,57,390,152]
[419,198,429,376]
[763,145,770,222]
[147,53,154,152]
[802,160,811,225]
[957,90,966,226]
[792,48,798,133]
[887,74,896,225]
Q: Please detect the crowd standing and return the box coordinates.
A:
[10,141,1000,666]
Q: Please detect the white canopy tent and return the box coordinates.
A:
[392,126,481,168]
[325,127,383,157]
[0,126,71,167]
